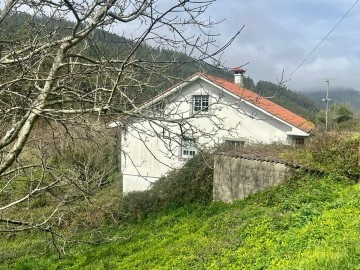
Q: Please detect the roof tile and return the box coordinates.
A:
[204,74,314,133]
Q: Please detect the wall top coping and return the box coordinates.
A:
[215,152,322,173]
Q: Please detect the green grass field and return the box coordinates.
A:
[2,172,360,270]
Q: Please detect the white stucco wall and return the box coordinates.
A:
[121,78,309,192]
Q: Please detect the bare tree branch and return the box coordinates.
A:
[0,0,241,248]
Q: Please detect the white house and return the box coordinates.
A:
[114,71,314,192]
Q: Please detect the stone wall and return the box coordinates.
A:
[213,154,293,202]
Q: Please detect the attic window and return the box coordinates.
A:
[193,95,209,113]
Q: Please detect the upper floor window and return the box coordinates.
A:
[193,95,209,113]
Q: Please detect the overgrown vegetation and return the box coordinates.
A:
[122,152,214,221]
[2,171,360,269]
[0,120,122,244]
[316,103,354,129]
[1,132,360,269]
[283,132,360,180]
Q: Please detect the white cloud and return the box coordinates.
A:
[206,0,360,91]
[287,56,360,91]
[304,57,351,73]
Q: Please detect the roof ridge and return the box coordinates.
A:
[202,74,314,133]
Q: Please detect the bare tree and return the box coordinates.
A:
[0,0,240,243]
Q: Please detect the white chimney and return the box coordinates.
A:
[232,66,246,87]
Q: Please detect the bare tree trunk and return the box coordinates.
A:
[0,0,241,241]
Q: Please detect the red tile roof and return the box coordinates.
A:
[204,74,314,133]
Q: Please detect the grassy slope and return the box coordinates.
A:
[2,173,360,270]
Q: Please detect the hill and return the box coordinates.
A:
[2,13,318,120]
[304,88,360,111]
[0,12,231,99]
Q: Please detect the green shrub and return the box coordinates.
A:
[122,151,213,221]
[316,103,354,131]
[337,114,360,131]
[0,128,122,235]
[284,132,360,180]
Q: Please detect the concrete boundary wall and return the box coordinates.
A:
[213,154,297,202]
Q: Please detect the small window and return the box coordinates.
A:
[292,137,304,146]
[182,138,197,158]
[225,140,245,150]
[193,95,209,113]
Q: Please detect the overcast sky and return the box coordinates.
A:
[205,0,360,92]
[3,1,359,92]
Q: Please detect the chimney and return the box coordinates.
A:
[232,66,246,87]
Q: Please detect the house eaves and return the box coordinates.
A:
[201,74,314,134]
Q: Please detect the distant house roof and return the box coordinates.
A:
[203,74,314,133]
[135,72,314,134]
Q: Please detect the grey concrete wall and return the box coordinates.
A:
[213,155,291,202]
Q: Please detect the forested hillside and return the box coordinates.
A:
[305,88,360,111]
[2,13,319,119]
[243,77,320,120]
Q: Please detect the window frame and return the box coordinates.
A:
[181,138,197,158]
[192,95,209,114]
[292,137,305,147]
[224,139,246,150]
[226,140,245,147]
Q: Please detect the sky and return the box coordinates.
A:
[205,0,360,92]
[2,0,359,92]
